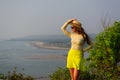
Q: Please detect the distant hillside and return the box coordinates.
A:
[8,35,67,41]
[8,34,96,41]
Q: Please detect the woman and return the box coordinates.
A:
[61,19,93,80]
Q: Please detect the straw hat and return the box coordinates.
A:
[71,20,82,28]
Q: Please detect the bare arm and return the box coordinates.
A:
[61,19,74,37]
[83,40,93,52]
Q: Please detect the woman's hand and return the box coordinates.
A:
[66,18,77,24]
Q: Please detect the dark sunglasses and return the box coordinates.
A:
[71,26,75,29]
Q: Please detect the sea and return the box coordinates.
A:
[0,34,96,79]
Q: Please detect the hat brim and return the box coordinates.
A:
[71,23,81,28]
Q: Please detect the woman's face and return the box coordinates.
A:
[71,26,77,33]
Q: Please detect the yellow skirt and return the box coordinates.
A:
[66,49,85,71]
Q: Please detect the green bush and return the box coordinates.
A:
[0,67,35,80]
[87,21,120,80]
[49,67,94,80]
[49,67,70,80]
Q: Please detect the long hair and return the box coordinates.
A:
[75,26,91,45]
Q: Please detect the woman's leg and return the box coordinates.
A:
[69,68,74,80]
[69,68,80,80]
[73,69,80,80]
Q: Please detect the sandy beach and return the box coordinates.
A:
[29,41,69,50]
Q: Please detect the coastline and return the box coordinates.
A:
[29,41,69,50]
[0,40,67,80]
[26,42,67,80]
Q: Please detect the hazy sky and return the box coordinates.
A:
[0,0,120,40]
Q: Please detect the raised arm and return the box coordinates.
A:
[61,19,74,37]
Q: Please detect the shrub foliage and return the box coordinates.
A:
[0,67,35,80]
[49,67,70,80]
[88,21,120,80]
